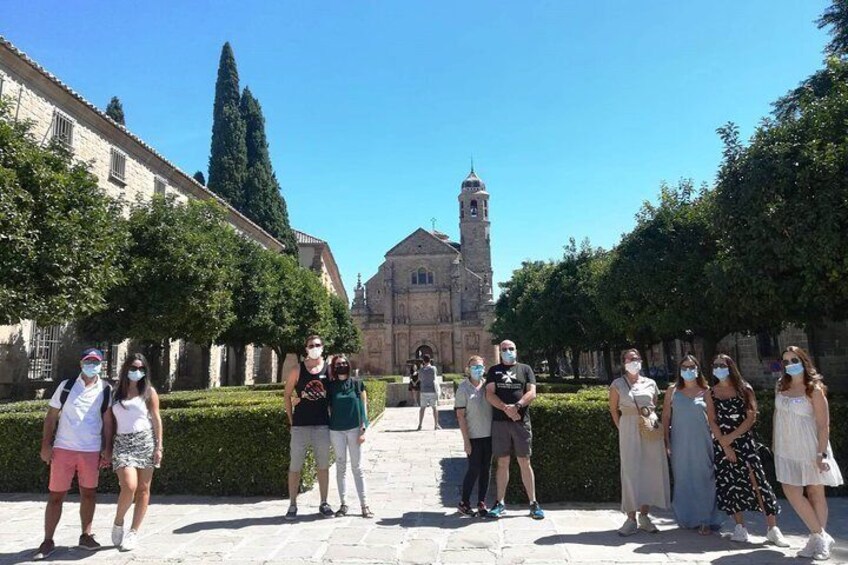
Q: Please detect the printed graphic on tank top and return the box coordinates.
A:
[293,361,330,427]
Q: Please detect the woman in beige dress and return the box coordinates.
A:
[609,348,670,536]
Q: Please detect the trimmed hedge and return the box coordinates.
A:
[0,381,387,496]
[505,390,848,503]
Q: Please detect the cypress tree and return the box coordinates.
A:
[240,87,298,256]
[193,171,206,185]
[207,42,247,209]
[105,96,125,125]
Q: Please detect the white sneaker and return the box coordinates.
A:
[120,530,138,552]
[638,513,659,533]
[618,518,638,536]
[799,534,821,558]
[111,524,124,547]
[730,524,749,543]
[814,531,833,561]
[766,526,790,548]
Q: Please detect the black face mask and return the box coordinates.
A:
[335,365,350,376]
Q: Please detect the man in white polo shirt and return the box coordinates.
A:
[33,348,113,561]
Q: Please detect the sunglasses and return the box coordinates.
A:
[334,363,349,368]
[130,365,144,370]
[501,347,516,352]
[306,343,323,349]
[713,363,728,369]
[782,357,801,366]
[681,365,697,370]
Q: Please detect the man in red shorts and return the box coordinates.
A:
[32,348,113,560]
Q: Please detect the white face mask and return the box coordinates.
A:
[307,346,324,360]
[625,361,642,375]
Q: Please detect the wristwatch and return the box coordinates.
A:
[515,401,523,410]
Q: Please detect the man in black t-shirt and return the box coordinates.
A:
[484,339,545,520]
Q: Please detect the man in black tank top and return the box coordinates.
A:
[284,335,334,520]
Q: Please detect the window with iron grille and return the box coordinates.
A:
[154,176,167,195]
[52,111,74,147]
[110,148,126,183]
[27,323,62,381]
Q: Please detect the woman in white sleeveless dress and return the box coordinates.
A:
[775,346,843,561]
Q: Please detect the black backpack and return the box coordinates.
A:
[57,379,112,416]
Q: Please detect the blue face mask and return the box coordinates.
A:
[785,362,805,377]
[713,367,730,381]
[81,363,101,378]
[128,369,145,382]
[681,368,698,382]
[501,350,516,363]
[470,365,485,380]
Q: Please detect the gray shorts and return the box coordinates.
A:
[289,425,331,472]
[491,420,532,458]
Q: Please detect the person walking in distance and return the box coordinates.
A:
[32,348,113,561]
[416,355,441,431]
[284,335,334,520]
[485,340,544,520]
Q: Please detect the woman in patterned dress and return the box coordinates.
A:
[704,353,787,547]
[109,353,163,552]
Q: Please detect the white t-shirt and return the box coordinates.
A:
[48,376,111,452]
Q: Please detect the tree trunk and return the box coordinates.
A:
[702,335,718,370]
[806,323,822,370]
[546,351,558,379]
[602,345,613,383]
[142,341,165,391]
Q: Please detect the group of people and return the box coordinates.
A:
[34,348,163,560]
[610,346,843,561]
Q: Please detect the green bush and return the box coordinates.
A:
[0,380,387,496]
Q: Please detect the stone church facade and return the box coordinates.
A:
[351,170,499,374]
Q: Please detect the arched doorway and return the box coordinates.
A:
[415,345,433,360]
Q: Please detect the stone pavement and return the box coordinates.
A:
[1,406,847,564]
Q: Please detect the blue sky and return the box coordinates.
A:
[2,1,832,300]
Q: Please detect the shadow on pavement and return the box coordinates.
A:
[0,546,104,564]
[377,510,520,530]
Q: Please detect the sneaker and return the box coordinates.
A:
[487,501,507,519]
[285,505,298,520]
[730,524,749,543]
[319,502,334,518]
[618,518,638,537]
[77,533,101,551]
[638,513,658,533]
[334,504,348,518]
[766,526,790,548]
[529,501,545,520]
[111,523,124,547]
[361,506,374,519]
[476,502,489,517]
[120,530,138,552]
[458,502,475,516]
[32,540,55,561]
[814,532,833,561]
[799,534,821,559]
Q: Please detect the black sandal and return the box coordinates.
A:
[361,506,374,518]
[334,505,348,518]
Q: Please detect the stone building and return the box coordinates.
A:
[0,37,344,397]
[351,170,499,375]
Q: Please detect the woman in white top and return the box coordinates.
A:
[775,346,843,560]
[109,353,162,552]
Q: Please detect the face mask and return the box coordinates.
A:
[681,368,698,381]
[501,350,516,363]
[334,365,350,376]
[81,363,101,378]
[307,347,323,360]
[625,361,642,375]
[713,367,730,381]
[785,362,805,377]
[128,369,145,382]
[470,365,485,380]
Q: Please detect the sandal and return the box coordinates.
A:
[334,505,348,518]
[698,525,711,536]
[361,506,374,519]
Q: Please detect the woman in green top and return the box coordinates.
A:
[328,354,372,518]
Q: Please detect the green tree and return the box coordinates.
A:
[819,0,848,57]
[0,101,127,325]
[79,196,240,387]
[714,58,848,331]
[193,171,206,185]
[207,42,247,209]
[105,96,125,125]
[325,293,362,355]
[240,88,298,255]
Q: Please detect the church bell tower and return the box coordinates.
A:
[458,167,492,296]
